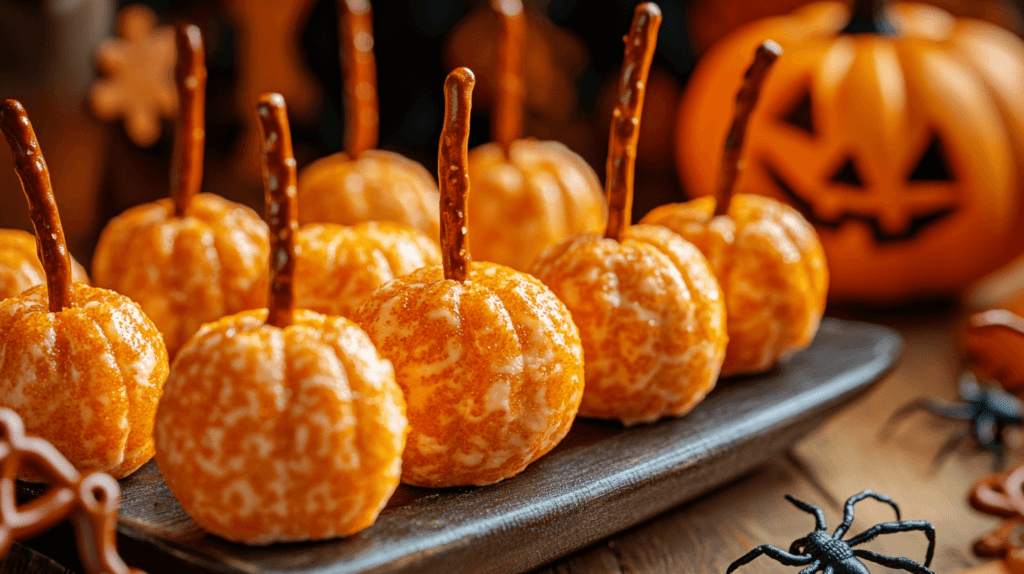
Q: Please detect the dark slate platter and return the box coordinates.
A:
[20,318,901,574]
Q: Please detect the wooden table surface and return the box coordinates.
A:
[536,306,1004,574]
[1,307,1004,574]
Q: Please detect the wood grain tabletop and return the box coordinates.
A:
[536,307,1002,574]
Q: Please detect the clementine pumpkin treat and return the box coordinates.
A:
[353,68,585,488]
[964,308,1024,395]
[153,93,407,546]
[0,99,169,481]
[92,26,268,358]
[0,229,90,300]
[466,0,605,272]
[531,3,728,426]
[297,0,440,239]
[641,42,828,377]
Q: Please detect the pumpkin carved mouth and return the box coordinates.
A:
[763,162,957,244]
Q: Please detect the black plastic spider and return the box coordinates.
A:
[883,373,1023,464]
[727,491,935,574]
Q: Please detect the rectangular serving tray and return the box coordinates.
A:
[21,317,902,574]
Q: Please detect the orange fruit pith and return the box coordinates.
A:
[298,150,441,240]
[0,229,90,299]
[294,221,441,317]
[531,224,728,426]
[92,193,269,358]
[642,194,828,376]
[467,139,607,272]
[354,261,585,488]
[154,309,407,545]
[0,283,169,481]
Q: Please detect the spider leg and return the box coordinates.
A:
[930,428,970,472]
[822,565,834,574]
[833,490,900,540]
[847,520,936,567]
[785,495,827,531]
[879,399,935,440]
[789,536,809,555]
[974,413,1000,453]
[726,545,813,574]
[854,549,935,574]
[798,560,822,574]
[924,401,979,420]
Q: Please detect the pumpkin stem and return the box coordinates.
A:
[841,0,895,35]
[171,25,206,218]
[492,0,525,154]
[256,93,298,329]
[0,100,75,313]
[714,40,781,217]
[439,68,475,283]
[340,0,379,157]
[968,309,1024,337]
[604,2,661,242]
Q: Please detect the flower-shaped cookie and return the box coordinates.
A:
[89,4,176,147]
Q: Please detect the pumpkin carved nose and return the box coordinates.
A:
[830,157,864,188]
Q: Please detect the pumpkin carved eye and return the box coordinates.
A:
[780,87,815,136]
[908,134,954,182]
[830,157,864,188]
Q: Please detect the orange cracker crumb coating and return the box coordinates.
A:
[154,309,407,545]
[0,283,169,480]
[642,194,827,376]
[354,261,584,488]
[531,224,727,426]
[294,221,440,317]
[92,193,269,358]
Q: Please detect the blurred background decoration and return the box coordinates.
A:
[1,0,1023,305]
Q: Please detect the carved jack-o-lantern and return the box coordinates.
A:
[677,0,1024,303]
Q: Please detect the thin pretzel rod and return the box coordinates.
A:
[340,0,379,155]
[0,100,75,312]
[439,68,475,282]
[492,0,525,151]
[714,40,781,217]
[604,3,661,242]
[171,25,206,217]
[256,93,298,328]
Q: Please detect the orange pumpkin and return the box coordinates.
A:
[154,93,407,545]
[0,99,168,481]
[297,0,440,239]
[462,0,606,272]
[92,27,268,358]
[0,229,90,300]
[642,42,828,377]
[353,68,585,487]
[677,0,1024,303]
[532,4,727,425]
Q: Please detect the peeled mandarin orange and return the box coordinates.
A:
[532,4,727,426]
[91,27,269,358]
[641,42,827,377]
[153,93,407,545]
[964,309,1024,395]
[354,68,584,487]
[465,0,605,272]
[297,1,440,238]
[0,99,168,481]
[0,229,89,300]
[293,220,440,318]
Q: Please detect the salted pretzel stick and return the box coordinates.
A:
[171,25,206,217]
[604,3,661,242]
[714,40,781,217]
[0,100,75,313]
[256,93,299,328]
[439,68,475,283]
[492,0,525,152]
[340,0,379,156]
